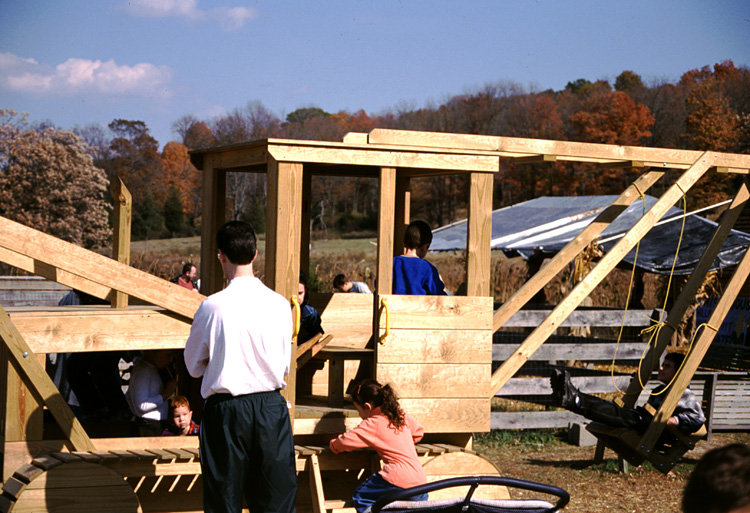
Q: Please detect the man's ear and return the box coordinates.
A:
[250,249,258,264]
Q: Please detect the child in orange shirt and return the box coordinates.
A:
[329,379,428,513]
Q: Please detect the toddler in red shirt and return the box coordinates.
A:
[330,379,428,513]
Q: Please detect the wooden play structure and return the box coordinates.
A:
[1,129,750,511]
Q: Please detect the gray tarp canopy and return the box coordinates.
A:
[430,195,750,275]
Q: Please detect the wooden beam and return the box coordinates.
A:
[639,240,750,455]
[367,129,750,172]
[9,307,191,353]
[200,154,226,296]
[110,177,132,309]
[466,173,493,296]
[0,246,113,301]
[268,144,499,173]
[0,305,94,451]
[493,170,665,332]
[300,170,312,279]
[377,168,397,295]
[513,154,557,165]
[621,179,750,407]
[489,153,714,396]
[0,216,203,319]
[600,160,646,169]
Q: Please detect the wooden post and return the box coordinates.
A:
[377,168,397,295]
[110,177,131,309]
[0,305,94,451]
[300,171,312,279]
[266,158,303,412]
[621,179,750,407]
[394,175,410,258]
[466,172,492,297]
[200,154,226,296]
[493,170,665,331]
[490,153,714,396]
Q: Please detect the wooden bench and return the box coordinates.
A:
[313,347,374,407]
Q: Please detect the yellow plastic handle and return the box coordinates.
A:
[290,295,301,343]
[379,297,390,345]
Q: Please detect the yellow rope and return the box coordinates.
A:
[609,184,690,395]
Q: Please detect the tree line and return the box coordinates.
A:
[1,61,748,248]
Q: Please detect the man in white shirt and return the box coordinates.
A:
[184,221,296,513]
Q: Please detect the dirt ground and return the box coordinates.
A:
[473,432,750,513]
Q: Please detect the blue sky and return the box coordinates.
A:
[1,1,749,148]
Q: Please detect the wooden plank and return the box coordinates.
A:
[267,143,499,173]
[12,463,45,484]
[493,171,664,332]
[490,154,715,396]
[0,216,204,319]
[379,329,491,364]
[4,354,43,442]
[9,306,191,353]
[0,245,114,301]
[376,363,489,398]
[0,305,94,451]
[493,342,646,361]
[399,398,489,433]
[622,180,750,407]
[2,475,28,499]
[501,308,663,327]
[495,375,632,396]
[379,295,493,330]
[308,454,327,513]
[367,129,750,171]
[309,293,374,346]
[394,175,411,258]
[30,455,64,471]
[377,167,397,297]
[110,177,131,309]
[491,411,583,430]
[466,172,493,297]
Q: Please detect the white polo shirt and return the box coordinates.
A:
[184,276,292,399]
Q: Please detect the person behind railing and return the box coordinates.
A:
[550,352,705,436]
[162,395,199,436]
[392,220,446,295]
[299,272,324,343]
[126,349,177,436]
[330,379,428,513]
[333,273,372,294]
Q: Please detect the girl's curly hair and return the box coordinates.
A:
[352,379,405,430]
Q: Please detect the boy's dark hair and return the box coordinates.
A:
[333,274,348,289]
[217,221,257,265]
[403,220,433,250]
[352,379,405,430]
[181,262,195,275]
[682,443,750,513]
[664,352,686,369]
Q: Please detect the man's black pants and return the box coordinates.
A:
[576,393,653,434]
[200,390,297,513]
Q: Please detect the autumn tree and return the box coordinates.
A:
[161,141,201,222]
[163,185,184,236]
[0,109,111,248]
[104,119,166,206]
[568,90,654,145]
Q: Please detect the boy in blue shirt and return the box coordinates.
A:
[392,220,447,295]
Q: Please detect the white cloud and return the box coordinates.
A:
[0,52,173,99]
[124,0,256,31]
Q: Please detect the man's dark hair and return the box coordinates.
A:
[403,220,433,250]
[333,274,348,289]
[181,263,195,275]
[682,443,750,513]
[664,352,686,369]
[217,221,257,265]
